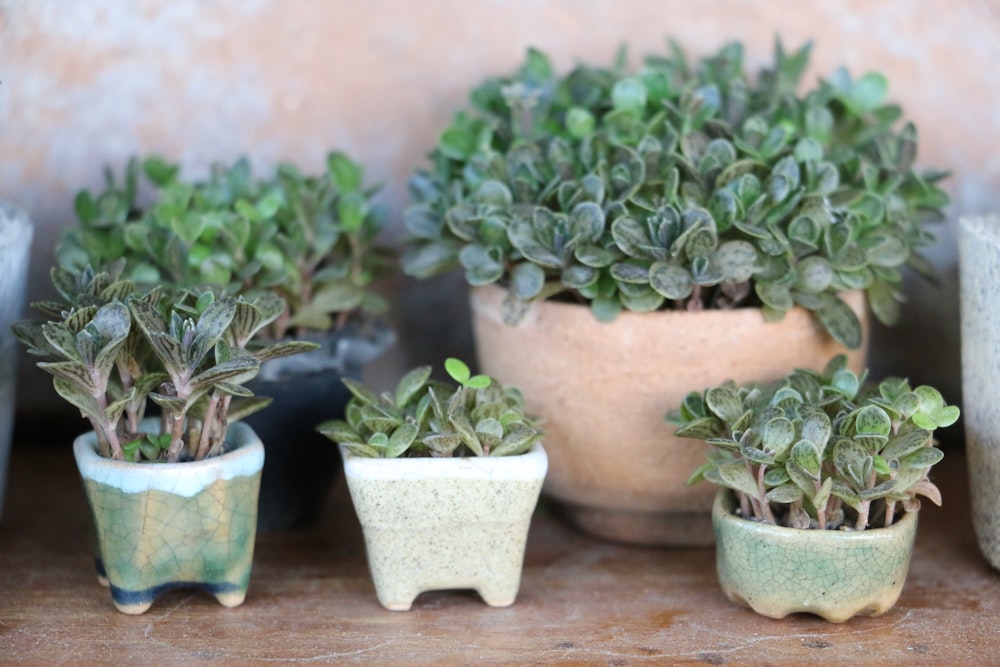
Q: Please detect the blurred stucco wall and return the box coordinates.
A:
[3,0,1000,430]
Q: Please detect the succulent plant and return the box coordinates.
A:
[13,264,317,462]
[317,358,543,458]
[401,40,949,348]
[668,355,959,530]
[60,151,393,340]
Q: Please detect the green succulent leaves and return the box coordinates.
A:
[402,40,948,347]
[317,359,542,459]
[59,151,392,341]
[670,354,958,530]
[13,265,316,462]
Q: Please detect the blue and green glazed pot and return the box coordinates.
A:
[73,421,264,614]
[712,490,918,622]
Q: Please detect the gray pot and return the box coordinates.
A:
[245,318,393,531]
[960,215,1000,569]
[0,202,33,518]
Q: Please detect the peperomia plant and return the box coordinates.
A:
[60,151,393,341]
[401,40,949,348]
[13,264,317,462]
[317,358,543,458]
[668,355,959,530]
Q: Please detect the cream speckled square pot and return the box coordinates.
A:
[341,443,547,611]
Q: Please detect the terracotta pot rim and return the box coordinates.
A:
[712,489,918,541]
[470,283,864,324]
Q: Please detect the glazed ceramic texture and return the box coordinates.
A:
[73,421,264,614]
[341,443,547,611]
[0,202,33,518]
[470,283,867,547]
[959,215,1000,570]
[711,491,917,622]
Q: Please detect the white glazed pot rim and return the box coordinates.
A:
[73,420,264,497]
[341,442,548,481]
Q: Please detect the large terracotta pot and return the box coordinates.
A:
[959,214,1000,569]
[469,284,867,546]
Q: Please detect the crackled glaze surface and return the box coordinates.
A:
[712,492,917,622]
[73,422,264,614]
[470,284,866,546]
[960,215,1000,571]
[342,443,547,611]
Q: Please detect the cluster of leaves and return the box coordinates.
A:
[13,264,317,462]
[402,40,949,348]
[668,355,959,530]
[59,152,393,340]
[317,358,542,458]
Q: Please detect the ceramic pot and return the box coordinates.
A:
[342,443,548,611]
[0,202,33,518]
[469,284,867,546]
[247,320,393,532]
[960,214,1000,569]
[73,421,264,614]
[711,491,917,622]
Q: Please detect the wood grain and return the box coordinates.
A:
[1,443,997,665]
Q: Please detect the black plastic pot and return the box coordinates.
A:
[245,319,393,532]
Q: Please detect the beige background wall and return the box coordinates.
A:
[3,0,999,425]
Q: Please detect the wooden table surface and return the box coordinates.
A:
[1,439,998,666]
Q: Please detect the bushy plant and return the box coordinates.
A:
[668,355,959,530]
[401,40,949,348]
[13,264,316,462]
[317,358,542,458]
[60,152,393,340]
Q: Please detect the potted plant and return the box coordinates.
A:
[13,263,314,614]
[317,358,547,611]
[959,214,1000,569]
[669,355,959,621]
[400,40,949,545]
[61,152,395,530]
[0,201,33,518]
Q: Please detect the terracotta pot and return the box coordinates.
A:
[342,443,547,611]
[959,215,1000,569]
[469,284,867,546]
[712,491,917,622]
[0,202,33,518]
[73,421,264,614]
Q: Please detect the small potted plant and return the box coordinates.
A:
[62,152,395,530]
[317,358,547,611]
[400,40,949,545]
[13,263,314,614]
[0,201,33,517]
[668,355,959,622]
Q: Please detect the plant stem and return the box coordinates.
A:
[738,492,751,518]
[166,414,186,462]
[195,393,221,460]
[756,464,776,524]
[884,499,896,528]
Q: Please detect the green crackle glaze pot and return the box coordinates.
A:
[73,421,264,615]
[342,442,548,611]
[711,491,918,623]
